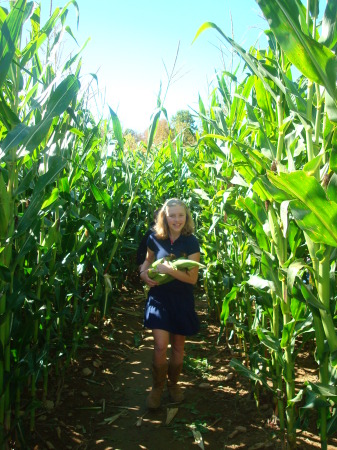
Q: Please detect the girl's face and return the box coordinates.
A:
[166,205,186,235]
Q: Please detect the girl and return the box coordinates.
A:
[139,198,201,409]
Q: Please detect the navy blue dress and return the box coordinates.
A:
[143,233,200,336]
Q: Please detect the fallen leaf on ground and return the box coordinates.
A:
[199,382,211,389]
[229,429,239,439]
[136,417,143,427]
[248,443,266,450]
[190,427,205,450]
[165,407,178,425]
[100,410,128,425]
[135,411,148,427]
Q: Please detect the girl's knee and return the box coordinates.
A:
[154,342,168,355]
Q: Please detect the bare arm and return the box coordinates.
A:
[139,248,158,287]
[155,252,200,285]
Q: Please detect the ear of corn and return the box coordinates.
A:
[148,257,205,285]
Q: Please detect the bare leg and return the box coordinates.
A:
[152,329,170,364]
[146,329,169,409]
[169,334,185,365]
[167,334,186,403]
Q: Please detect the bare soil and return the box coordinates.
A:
[19,285,337,450]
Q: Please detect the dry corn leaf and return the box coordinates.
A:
[136,411,148,427]
[82,367,92,376]
[199,382,211,390]
[165,407,178,425]
[100,410,127,425]
[190,427,204,450]
[229,429,239,439]
[136,417,143,427]
[248,444,266,450]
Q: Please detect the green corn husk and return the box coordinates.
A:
[148,258,205,285]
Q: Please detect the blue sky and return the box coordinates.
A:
[40,0,268,132]
[38,0,324,132]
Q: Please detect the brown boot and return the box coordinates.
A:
[146,362,168,409]
[167,363,184,403]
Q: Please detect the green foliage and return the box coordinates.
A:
[1,1,337,449]
[193,1,337,448]
[171,109,197,145]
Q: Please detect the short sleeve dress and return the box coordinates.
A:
[143,233,200,336]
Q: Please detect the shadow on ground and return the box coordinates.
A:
[24,289,337,450]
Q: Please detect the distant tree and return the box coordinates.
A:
[124,133,137,150]
[144,118,170,146]
[123,128,145,150]
[171,110,197,145]
[124,128,137,138]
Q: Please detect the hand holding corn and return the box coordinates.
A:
[147,257,205,285]
[155,260,174,275]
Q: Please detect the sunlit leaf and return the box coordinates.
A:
[0,0,26,89]
[256,0,337,99]
[268,170,337,246]
[41,188,59,210]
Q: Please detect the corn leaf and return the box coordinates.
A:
[281,320,296,348]
[0,91,20,128]
[147,108,162,152]
[0,0,26,89]
[327,174,337,203]
[300,389,330,410]
[0,264,11,283]
[16,157,67,235]
[268,171,337,246]
[255,0,337,100]
[256,327,282,355]
[1,75,80,155]
[319,0,337,49]
[109,107,124,151]
[20,7,61,66]
[62,37,90,72]
[326,92,337,124]
[308,382,337,403]
[327,412,337,437]
[193,22,285,100]
[287,259,307,292]
[0,171,9,234]
[90,183,112,210]
[15,234,37,263]
[299,280,328,311]
[229,358,273,391]
[41,188,59,210]
[220,286,239,324]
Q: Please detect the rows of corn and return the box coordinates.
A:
[0,0,337,449]
[193,1,337,449]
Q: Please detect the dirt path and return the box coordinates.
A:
[26,290,337,450]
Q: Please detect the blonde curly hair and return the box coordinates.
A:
[154,198,194,239]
